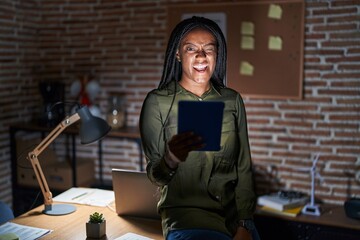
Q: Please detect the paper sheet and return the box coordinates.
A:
[115,232,153,240]
[0,222,51,240]
[53,187,115,207]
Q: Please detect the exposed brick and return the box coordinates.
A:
[329,114,360,121]
[327,15,360,24]
[320,139,359,148]
[304,56,321,63]
[277,136,317,145]
[322,41,360,48]
[337,64,360,71]
[318,89,359,96]
[331,0,360,7]
[273,120,313,128]
[337,147,360,154]
[312,7,358,16]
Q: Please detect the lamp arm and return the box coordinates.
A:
[27,113,81,207]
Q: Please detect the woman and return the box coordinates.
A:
[140,16,259,240]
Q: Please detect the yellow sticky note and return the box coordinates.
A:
[241,36,254,50]
[241,21,254,35]
[268,4,282,19]
[240,61,254,76]
[268,36,282,50]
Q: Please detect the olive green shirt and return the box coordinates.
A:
[139,81,256,238]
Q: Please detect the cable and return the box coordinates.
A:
[28,190,41,212]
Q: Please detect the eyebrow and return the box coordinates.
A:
[182,41,217,47]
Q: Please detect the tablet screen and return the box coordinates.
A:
[178,101,224,151]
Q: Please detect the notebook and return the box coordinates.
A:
[178,100,225,151]
[111,168,160,219]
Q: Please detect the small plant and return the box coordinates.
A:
[89,212,105,224]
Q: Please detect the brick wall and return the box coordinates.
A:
[249,0,360,203]
[0,0,359,209]
[0,0,40,205]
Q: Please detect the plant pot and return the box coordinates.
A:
[86,220,106,239]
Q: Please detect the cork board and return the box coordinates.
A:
[167,1,305,99]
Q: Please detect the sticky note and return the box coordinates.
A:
[241,36,254,50]
[241,21,254,35]
[268,4,282,20]
[268,36,282,50]
[0,233,19,240]
[240,61,254,76]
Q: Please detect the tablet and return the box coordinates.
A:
[178,100,224,151]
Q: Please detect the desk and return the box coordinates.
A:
[255,204,360,240]
[11,203,163,239]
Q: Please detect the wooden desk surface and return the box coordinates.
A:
[256,204,360,231]
[11,203,163,239]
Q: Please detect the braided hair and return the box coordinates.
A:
[158,16,227,90]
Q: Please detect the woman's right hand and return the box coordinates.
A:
[165,132,204,168]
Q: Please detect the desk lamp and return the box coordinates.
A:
[302,153,322,216]
[27,106,111,216]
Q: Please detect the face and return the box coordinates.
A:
[176,28,217,87]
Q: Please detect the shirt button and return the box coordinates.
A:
[216,195,220,200]
[198,98,202,101]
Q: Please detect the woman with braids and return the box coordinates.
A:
[139,16,260,240]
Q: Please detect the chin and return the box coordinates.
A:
[194,79,211,84]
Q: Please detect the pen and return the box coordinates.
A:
[72,192,88,200]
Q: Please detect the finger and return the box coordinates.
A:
[173,139,205,156]
[168,132,200,148]
[170,131,196,144]
[172,135,203,152]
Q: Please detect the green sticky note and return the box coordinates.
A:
[241,21,254,35]
[268,36,282,50]
[0,233,19,240]
[240,61,254,76]
[268,4,282,19]
[241,36,254,50]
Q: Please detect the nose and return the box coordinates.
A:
[196,49,206,58]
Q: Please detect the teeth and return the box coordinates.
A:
[193,65,207,70]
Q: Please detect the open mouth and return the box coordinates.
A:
[193,64,207,72]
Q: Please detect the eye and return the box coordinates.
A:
[204,46,216,53]
[185,46,197,52]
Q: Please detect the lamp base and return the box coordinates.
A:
[302,204,321,216]
[43,204,76,216]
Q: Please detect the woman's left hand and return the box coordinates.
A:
[233,226,252,240]
[167,131,204,163]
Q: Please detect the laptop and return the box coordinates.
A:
[111,168,160,219]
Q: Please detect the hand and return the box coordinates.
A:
[166,132,204,168]
[233,226,252,240]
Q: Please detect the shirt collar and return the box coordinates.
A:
[165,80,222,97]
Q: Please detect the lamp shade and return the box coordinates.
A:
[77,106,111,144]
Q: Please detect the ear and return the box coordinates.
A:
[176,51,181,62]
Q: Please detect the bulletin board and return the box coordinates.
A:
[167,0,305,99]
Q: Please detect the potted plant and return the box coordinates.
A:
[86,212,106,239]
